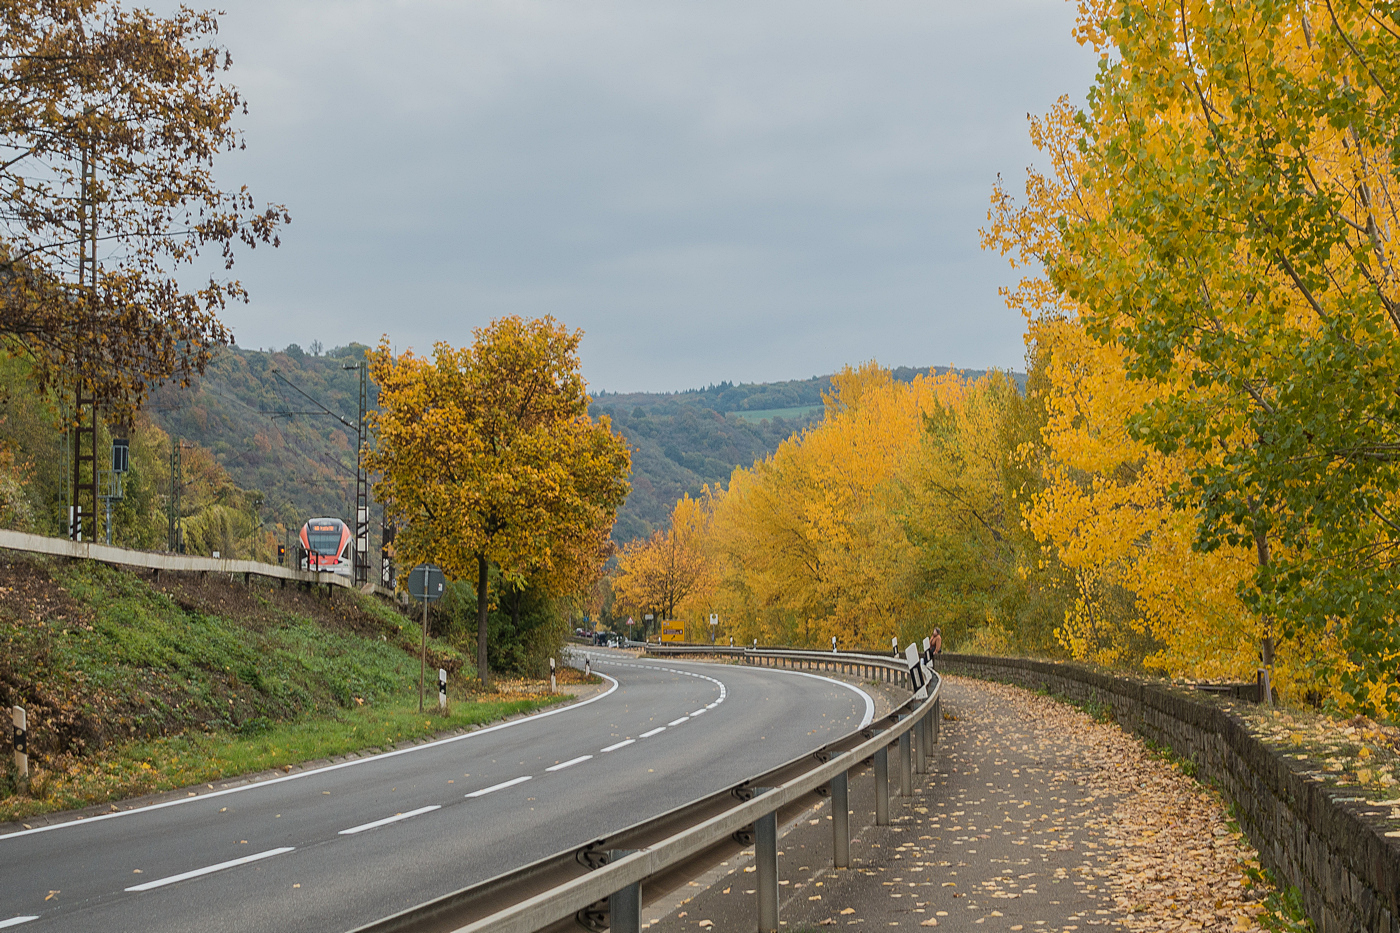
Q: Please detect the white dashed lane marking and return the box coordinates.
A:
[579,655,730,750]
[465,776,532,798]
[0,918,38,929]
[545,755,592,772]
[124,847,295,892]
[338,805,441,836]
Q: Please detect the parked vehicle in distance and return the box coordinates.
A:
[300,517,352,576]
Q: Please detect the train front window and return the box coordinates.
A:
[307,524,344,556]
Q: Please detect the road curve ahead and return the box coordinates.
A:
[0,651,870,933]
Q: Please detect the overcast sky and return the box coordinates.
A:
[206,0,1098,393]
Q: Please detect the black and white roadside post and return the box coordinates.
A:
[831,634,838,654]
[11,706,26,781]
[891,636,898,657]
[438,668,447,712]
[584,656,591,678]
[407,564,446,712]
[549,657,556,694]
[905,643,929,773]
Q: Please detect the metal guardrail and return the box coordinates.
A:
[0,527,388,595]
[350,646,942,933]
[647,643,917,686]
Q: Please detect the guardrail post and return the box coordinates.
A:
[925,701,936,748]
[608,849,641,933]
[874,745,890,825]
[899,728,912,797]
[913,711,926,774]
[832,770,849,869]
[755,790,780,932]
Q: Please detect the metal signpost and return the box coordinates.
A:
[709,613,718,645]
[407,564,446,712]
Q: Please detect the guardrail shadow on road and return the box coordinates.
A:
[350,645,943,933]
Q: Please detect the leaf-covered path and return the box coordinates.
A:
[650,675,1270,931]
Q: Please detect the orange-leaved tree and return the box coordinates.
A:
[366,317,630,687]
[613,494,713,635]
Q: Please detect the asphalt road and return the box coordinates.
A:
[0,651,873,933]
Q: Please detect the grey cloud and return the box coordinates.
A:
[197,0,1097,389]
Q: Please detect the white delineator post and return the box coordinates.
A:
[549,657,556,694]
[438,668,447,712]
[12,706,27,780]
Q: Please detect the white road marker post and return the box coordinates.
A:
[584,656,591,678]
[549,657,556,694]
[438,668,447,712]
[891,636,898,657]
[11,705,27,781]
[831,635,838,654]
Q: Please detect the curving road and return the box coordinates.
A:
[0,651,872,933]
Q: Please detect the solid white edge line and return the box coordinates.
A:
[690,709,707,716]
[755,668,877,728]
[639,727,666,738]
[0,672,620,841]
[667,716,690,726]
[464,775,532,798]
[600,739,635,752]
[0,918,38,929]
[545,755,593,772]
[337,804,441,836]
[125,846,294,892]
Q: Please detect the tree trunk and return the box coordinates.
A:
[476,552,490,690]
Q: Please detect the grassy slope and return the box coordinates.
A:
[0,555,570,822]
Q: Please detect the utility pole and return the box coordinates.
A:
[168,440,191,553]
[69,141,99,542]
[344,355,372,582]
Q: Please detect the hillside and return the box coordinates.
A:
[147,348,1018,544]
[0,553,573,821]
[145,344,374,536]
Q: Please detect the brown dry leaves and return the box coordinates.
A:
[974,680,1268,932]
[1239,703,1400,794]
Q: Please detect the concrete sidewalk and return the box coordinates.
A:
[648,675,1262,932]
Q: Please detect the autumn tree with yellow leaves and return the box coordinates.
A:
[613,494,712,634]
[983,0,1400,714]
[366,317,630,687]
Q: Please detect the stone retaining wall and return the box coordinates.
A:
[936,653,1400,933]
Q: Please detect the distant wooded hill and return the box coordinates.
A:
[148,348,1018,545]
[145,343,373,537]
